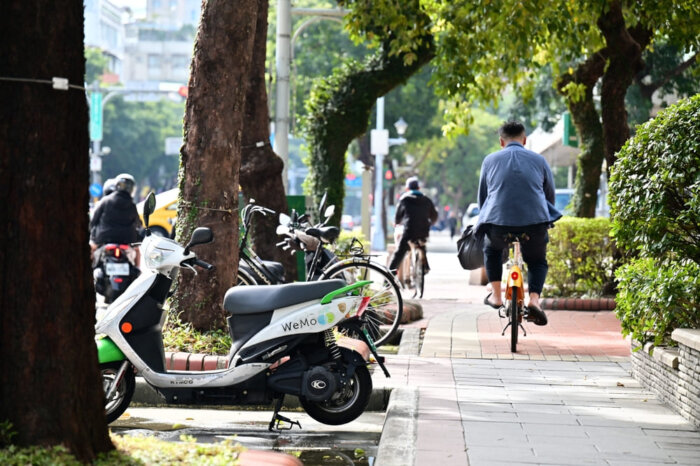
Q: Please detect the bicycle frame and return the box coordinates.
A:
[505,241,525,305]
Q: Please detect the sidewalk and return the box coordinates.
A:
[376,231,700,465]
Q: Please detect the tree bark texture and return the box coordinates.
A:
[598,1,651,168]
[557,51,607,218]
[174,0,259,330]
[305,37,435,222]
[240,0,296,281]
[0,1,113,461]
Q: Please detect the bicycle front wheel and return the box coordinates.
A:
[510,286,519,353]
[321,261,403,347]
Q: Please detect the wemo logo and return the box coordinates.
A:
[281,310,336,332]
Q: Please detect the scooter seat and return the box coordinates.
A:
[223,279,346,315]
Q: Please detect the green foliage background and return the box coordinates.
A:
[101,97,184,195]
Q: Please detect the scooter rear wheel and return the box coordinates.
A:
[101,361,135,423]
[299,365,372,426]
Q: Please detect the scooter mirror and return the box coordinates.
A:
[185,227,213,251]
[324,205,335,219]
[276,224,290,235]
[143,192,156,228]
[279,213,291,227]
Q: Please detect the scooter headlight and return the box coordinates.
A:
[145,248,164,268]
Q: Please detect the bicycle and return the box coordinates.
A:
[393,226,427,299]
[500,234,528,353]
[236,198,403,347]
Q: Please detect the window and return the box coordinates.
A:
[172,54,189,71]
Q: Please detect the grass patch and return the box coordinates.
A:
[162,309,231,355]
[0,434,245,465]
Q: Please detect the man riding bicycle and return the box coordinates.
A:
[476,121,561,326]
[388,177,438,274]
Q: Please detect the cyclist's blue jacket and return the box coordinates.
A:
[476,142,561,234]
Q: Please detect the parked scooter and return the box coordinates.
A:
[96,192,389,429]
[93,244,140,304]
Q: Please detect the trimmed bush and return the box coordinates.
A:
[545,217,614,297]
[616,258,700,346]
[610,94,700,345]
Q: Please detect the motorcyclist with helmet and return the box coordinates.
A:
[90,173,142,266]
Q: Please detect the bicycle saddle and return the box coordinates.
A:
[305,226,339,243]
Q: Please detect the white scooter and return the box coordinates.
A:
[96,192,389,429]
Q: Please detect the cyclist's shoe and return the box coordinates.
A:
[483,292,502,310]
[525,304,548,326]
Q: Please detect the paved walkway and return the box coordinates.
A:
[378,231,700,465]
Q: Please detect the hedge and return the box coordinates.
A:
[610,94,700,345]
[545,217,614,297]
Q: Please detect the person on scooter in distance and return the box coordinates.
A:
[90,173,142,266]
[388,177,438,274]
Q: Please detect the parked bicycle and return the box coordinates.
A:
[236,197,403,347]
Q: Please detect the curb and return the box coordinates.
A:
[397,327,421,356]
[541,297,616,311]
[374,387,419,466]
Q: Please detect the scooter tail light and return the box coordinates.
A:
[511,271,519,281]
[114,248,121,258]
[356,296,372,317]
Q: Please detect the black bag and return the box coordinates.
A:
[456,225,484,270]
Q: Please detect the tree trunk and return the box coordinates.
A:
[240,0,296,281]
[0,1,113,461]
[557,51,606,218]
[174,0,259,330]
[304,36,435,222]
[598,1,651,168]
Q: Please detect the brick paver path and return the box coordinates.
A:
[477,310,630,361]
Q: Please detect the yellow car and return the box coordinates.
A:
[137,188,178,237]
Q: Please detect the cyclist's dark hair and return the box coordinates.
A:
[498,121,526,139]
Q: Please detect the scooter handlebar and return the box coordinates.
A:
[193,259,215,270]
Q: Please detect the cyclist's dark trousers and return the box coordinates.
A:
[483,223,549,295]
[389,235,428,271]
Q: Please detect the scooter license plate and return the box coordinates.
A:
[105,263,130,276]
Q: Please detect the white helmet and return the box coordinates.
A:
[114,173,136,197]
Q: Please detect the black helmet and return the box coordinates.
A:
[114,173,136,197]
[406,176,420,190]
[102,178,117,197]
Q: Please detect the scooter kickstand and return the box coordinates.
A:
[268,396,301,432]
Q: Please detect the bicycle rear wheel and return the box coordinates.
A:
[412,248,424,299]
[321,261,403,347]
[510,286,519,352]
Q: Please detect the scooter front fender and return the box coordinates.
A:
[96,336,126,364]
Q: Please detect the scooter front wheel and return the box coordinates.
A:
[299,365,372,426]
[101,361,135,423]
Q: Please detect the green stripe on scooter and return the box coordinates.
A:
[96,336,126,363]
[320,280,372,304]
